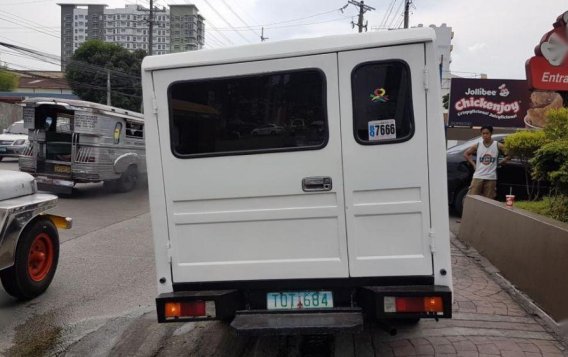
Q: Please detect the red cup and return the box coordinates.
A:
[506,195,515,207]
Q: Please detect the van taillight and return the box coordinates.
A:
[164,301,209,319]
[385,296,444,313]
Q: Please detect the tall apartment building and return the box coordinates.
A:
[58,3,205,70]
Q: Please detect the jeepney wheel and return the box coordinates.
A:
[116,165,138,193]
[0,218,59,300]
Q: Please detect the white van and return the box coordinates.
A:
[142,28,453,334]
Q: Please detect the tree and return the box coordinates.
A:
[65,40,145,112]
[0,69,18,91]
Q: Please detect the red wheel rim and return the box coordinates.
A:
[27,233,54,282]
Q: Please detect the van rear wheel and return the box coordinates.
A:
[0,218,59,300]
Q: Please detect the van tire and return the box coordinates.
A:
[0,218,59,300]
[454,186,469,217]
[116,165,138,193]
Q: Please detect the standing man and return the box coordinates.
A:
[464,126,509,199]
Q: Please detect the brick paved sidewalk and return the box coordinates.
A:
[333,235,568,357]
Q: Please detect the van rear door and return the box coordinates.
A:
[338,44,433,277]
[152,54,350,283]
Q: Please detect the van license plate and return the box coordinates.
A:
[266,291,333,310]
[54,165,71,174]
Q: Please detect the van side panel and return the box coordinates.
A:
[424,40,453,289]
[143,70,174,294]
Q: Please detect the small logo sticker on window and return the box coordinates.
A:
[114,122,123,144]
[368,119,396,141]
[369,88,389,103]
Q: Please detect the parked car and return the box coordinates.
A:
[447,133,550,216]
[251,123,285,136]
[0,120,28,161]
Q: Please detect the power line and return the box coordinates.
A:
[0,41,142,83]
[0,15,59,39]
[3,61,142,99]
[202,15,355,32]
[387,0,405,29]
[219,0,260,39]
[0,9,59,37]
[2,0,54,6]
[379,0,398,29]
[201,0,252,44]
[204,20,234,46]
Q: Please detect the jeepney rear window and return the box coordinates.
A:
[168,69,328,157]
[351,61,414,144]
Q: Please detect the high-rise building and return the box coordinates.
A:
[58,3,205,70]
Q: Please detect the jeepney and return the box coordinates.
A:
[0,170,71,300]
[18,98,146,194]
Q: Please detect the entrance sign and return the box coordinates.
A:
[526,11,568,91]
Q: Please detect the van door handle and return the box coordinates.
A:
[302,176,332,192]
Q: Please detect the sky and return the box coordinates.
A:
[0,0,566,80]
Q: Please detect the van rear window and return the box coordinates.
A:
[351,61,414,144]
[168,69,328,157]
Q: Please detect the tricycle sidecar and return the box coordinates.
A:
[0,170,72,300]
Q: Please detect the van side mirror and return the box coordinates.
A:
[2,128,6,134]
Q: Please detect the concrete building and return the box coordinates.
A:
[169,5,204,53]
[416,23,453,99]
[57,3,205,70]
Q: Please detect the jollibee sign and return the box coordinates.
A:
[526,11,568,90]
[448,78,530,128]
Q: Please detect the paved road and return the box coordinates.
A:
[0,159,154,356]
[0,158,567,356]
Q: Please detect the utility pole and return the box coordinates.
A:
[403,0,412,29]
[345,1,375,33]
[107,69,111,106]
[149,0,153,55]
[260,27,268,42]
[138,2,165,55]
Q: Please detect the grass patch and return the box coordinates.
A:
[516,195,568,223]
[515,199,551,215]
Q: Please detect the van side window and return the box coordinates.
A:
[168,69,328,157]
[351,61,414,144]
[126,121,144,138]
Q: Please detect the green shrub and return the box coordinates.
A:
[504,130,547,199]
[504,130,546,159]
[543,108,568,141]
[530,140,568,195]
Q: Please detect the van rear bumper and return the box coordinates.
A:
[156,283,452,330]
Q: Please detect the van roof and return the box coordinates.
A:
[143,28,436,71]
[22,97,144,122]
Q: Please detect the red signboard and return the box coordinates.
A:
[526,11,568,90]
